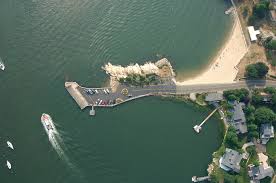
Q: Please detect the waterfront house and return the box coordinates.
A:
[205,92,223,103]
[229,101,248,134]
[219,148,243,173]
[248,164,274,183]
[248,26,260,42]
[260,92,272,103]
[260,123,275,145]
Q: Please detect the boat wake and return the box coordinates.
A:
[41,114,87,182]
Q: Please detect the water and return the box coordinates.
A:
[0,0,230,182]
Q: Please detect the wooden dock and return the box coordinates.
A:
[193,108,218,133]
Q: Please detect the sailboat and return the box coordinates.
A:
[0,57,5,71]
[7,141,14,150]
[6,161,11,170]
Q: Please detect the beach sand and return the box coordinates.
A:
[177,12,248,85]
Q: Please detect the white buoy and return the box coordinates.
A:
[7,141,14,150]
[6,161,11,170]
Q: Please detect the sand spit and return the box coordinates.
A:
[102,58,175,80]
[177,12,248,85]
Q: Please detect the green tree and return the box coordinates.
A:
[248,124,259,139]
[246,64,259,78]
[248,15,257,26]
[254,107,276,125]
[245,62,269,79]
[272,93,276,106]
[267,40,276,50]
[223,89,249,102]
[264,87,276,94]
[253,2,270,19]
[228,94,237,101]
[225,127,240,149]
[244,105,255,115]
[252,92,264,105]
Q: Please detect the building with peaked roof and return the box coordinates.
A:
[248,164,274,183]
[260,123,275,145]
[228,101,248,134]
[219,148,243,173]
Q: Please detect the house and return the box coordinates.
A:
[219,148,243,173]
[229,101,248,134]
[248,26,261,42]
[248,164,274,183]
[260,123,275,144]
[205,92,223,103]
[260,92,272,103]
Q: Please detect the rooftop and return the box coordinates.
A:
[205,92,223,102]
[220,148,243,173]
[248,26,260,41]
[260,123,275,144]
[248,164,274,182]
[229,101,247,134]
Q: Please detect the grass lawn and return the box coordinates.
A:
[267,137,276,159]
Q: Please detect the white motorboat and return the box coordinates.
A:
[6,161,11,170]
[41,113,57,139]
[0,58,5,71]
[7,141,14,150]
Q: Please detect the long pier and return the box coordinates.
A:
[193,108,218,133]
[65,80,276,115]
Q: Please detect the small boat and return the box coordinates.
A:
[6,161,11,170]
[0,58,5,71]
[7,141,14,150]
[41,113,57,139]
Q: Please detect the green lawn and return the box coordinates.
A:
[267,137,276,159]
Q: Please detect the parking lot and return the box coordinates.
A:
[77,82,177,107]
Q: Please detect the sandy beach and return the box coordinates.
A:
[177,12,248,85]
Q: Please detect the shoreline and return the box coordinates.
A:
[176,11,248,85]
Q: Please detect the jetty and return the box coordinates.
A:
[193,108,218,133]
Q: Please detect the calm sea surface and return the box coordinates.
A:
[0,0,231,182]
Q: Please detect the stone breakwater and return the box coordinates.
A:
[102,58,175,80]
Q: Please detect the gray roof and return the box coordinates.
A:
[205,93,223,102]
[229,101,247,134]
[220,148,243,173]
[260,124,275,144]
[248,164,274,181]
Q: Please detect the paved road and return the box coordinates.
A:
[176,80,276,94]
[73,80,276,108]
